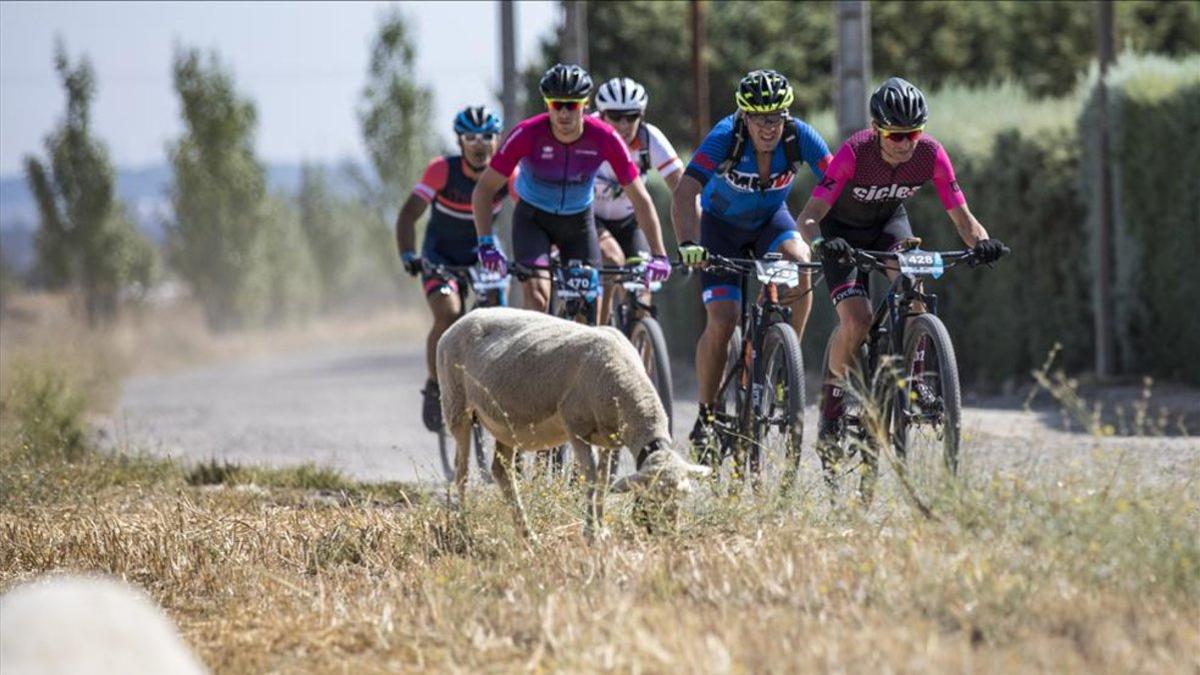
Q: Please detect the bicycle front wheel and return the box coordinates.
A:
[891,313,963,491]
[628,317,674,435]
[751,322,805,489]
[472,421,493,484]
[437,424,455,482]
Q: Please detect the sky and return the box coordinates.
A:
[0,1,558,176]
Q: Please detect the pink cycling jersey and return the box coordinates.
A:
[490,113,638,215]
[812,128,966,229]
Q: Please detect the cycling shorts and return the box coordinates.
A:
[820,203,915,304]
[699,206,801,304]
[597,214,650,260]
[512,198,600,267]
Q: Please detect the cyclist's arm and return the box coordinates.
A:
[932,143,987,245]
[625,180,667,257]
[794,197,833,245]
[394,193,428,255]
[471,168,509,238]
[647,124,684,193]
[947,204,990,247]
[671,174,703,245]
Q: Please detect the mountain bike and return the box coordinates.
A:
[605,259,674,435]
[816,243,1008,503]
[697,253,821,490]
[423,260,509,483]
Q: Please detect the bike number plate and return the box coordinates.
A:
[755,260,801,288]
[897,249,944,279]
[469,267,510,292]
[556,267,600,300]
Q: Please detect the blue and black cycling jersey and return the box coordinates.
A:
[684,113,831,228]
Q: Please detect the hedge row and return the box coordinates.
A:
[650,54,1198,388]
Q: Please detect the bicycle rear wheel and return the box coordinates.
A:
[701,325,744,476]
[751,323,805,490]
[628,317,674,434]
[891,313,962,494]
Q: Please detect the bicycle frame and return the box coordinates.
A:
[710,255,819,456]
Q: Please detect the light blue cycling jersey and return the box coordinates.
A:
[684,113,831,228]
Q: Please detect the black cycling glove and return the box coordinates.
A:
[814,236,853,264]
[972,239,1008,264]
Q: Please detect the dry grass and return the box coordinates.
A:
[1,299,1196,673]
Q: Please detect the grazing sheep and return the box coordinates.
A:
[437,307,710,539]
[0,574,208,675]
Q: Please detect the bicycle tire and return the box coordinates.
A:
[437,423,454,482]
[472,421,493,484]
[628,317,675,435]
[891,313,962,484]
[702,325,743,471]
[751,322,805,487]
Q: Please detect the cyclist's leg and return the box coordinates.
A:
[596,216,627,325]
[512,200,553,312]
[754,205,813,340]
[696,212,754,405]
[819,221,874,429]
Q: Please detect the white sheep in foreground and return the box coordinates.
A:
[438,307,710,539]
[0,574,208,675]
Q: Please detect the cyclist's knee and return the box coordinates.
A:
[523,282,550,312]
[703,303,738,340]
[839,310,872,344]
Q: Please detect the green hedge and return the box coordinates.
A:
[1080,54,1200,383]
[652,56,1200,389]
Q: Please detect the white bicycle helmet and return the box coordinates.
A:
[595,77,648,113]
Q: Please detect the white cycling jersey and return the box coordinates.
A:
[592,115,683,221]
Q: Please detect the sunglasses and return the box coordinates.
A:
[460,132,496,143]
[545,98,586,111]
[746,112,787,127]
[879,127,924,142]
[604,111,642,123]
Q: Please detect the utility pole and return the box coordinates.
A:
[690,0,710,147]
[834,1,871,143]
[561,1,588,68]
[1094,0,1116,377]
[499,1,518,128]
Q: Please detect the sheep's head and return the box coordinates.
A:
[611,442,711,497]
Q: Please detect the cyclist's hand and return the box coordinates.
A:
[972,238,1008,265]
[400,251,421,277]
[677,241,708,268]
[645,255,671,284]
[813,236,853,264]
[477,236,508,276]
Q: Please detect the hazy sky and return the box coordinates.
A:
[0,1,558,176]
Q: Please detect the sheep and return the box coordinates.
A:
[0,574,208,675]
[437,307,710,540]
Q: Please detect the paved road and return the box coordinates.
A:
[104,340,1196,487]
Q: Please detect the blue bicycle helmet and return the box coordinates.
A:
[453,105,503,135]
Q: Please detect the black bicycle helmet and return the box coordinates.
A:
[869,77,928,128]
[735,69,794,113]
[539,63,593,99]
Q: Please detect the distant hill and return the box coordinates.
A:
[0,161,368,274]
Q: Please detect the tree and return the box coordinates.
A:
[357,7,435,214]
[521,1,1200,148]
[297,163,355,308]
[23,39,157,325]
[167,46,316,329]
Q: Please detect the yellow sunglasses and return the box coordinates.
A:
[878,125,925,142]
[545,98,586,111]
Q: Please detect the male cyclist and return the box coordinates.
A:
[472,63,671,312]
[592,77,684,325]
[396,105,510,432]
[790,77,1007,447]
[672,69,833,449]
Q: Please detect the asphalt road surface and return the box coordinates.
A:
[104,340,1196,487]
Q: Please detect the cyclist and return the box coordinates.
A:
[790,77,1007,447]
[471,63,671,312]
[592,76,684,325]
[672,69,833,449]
[396,105,511,432]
